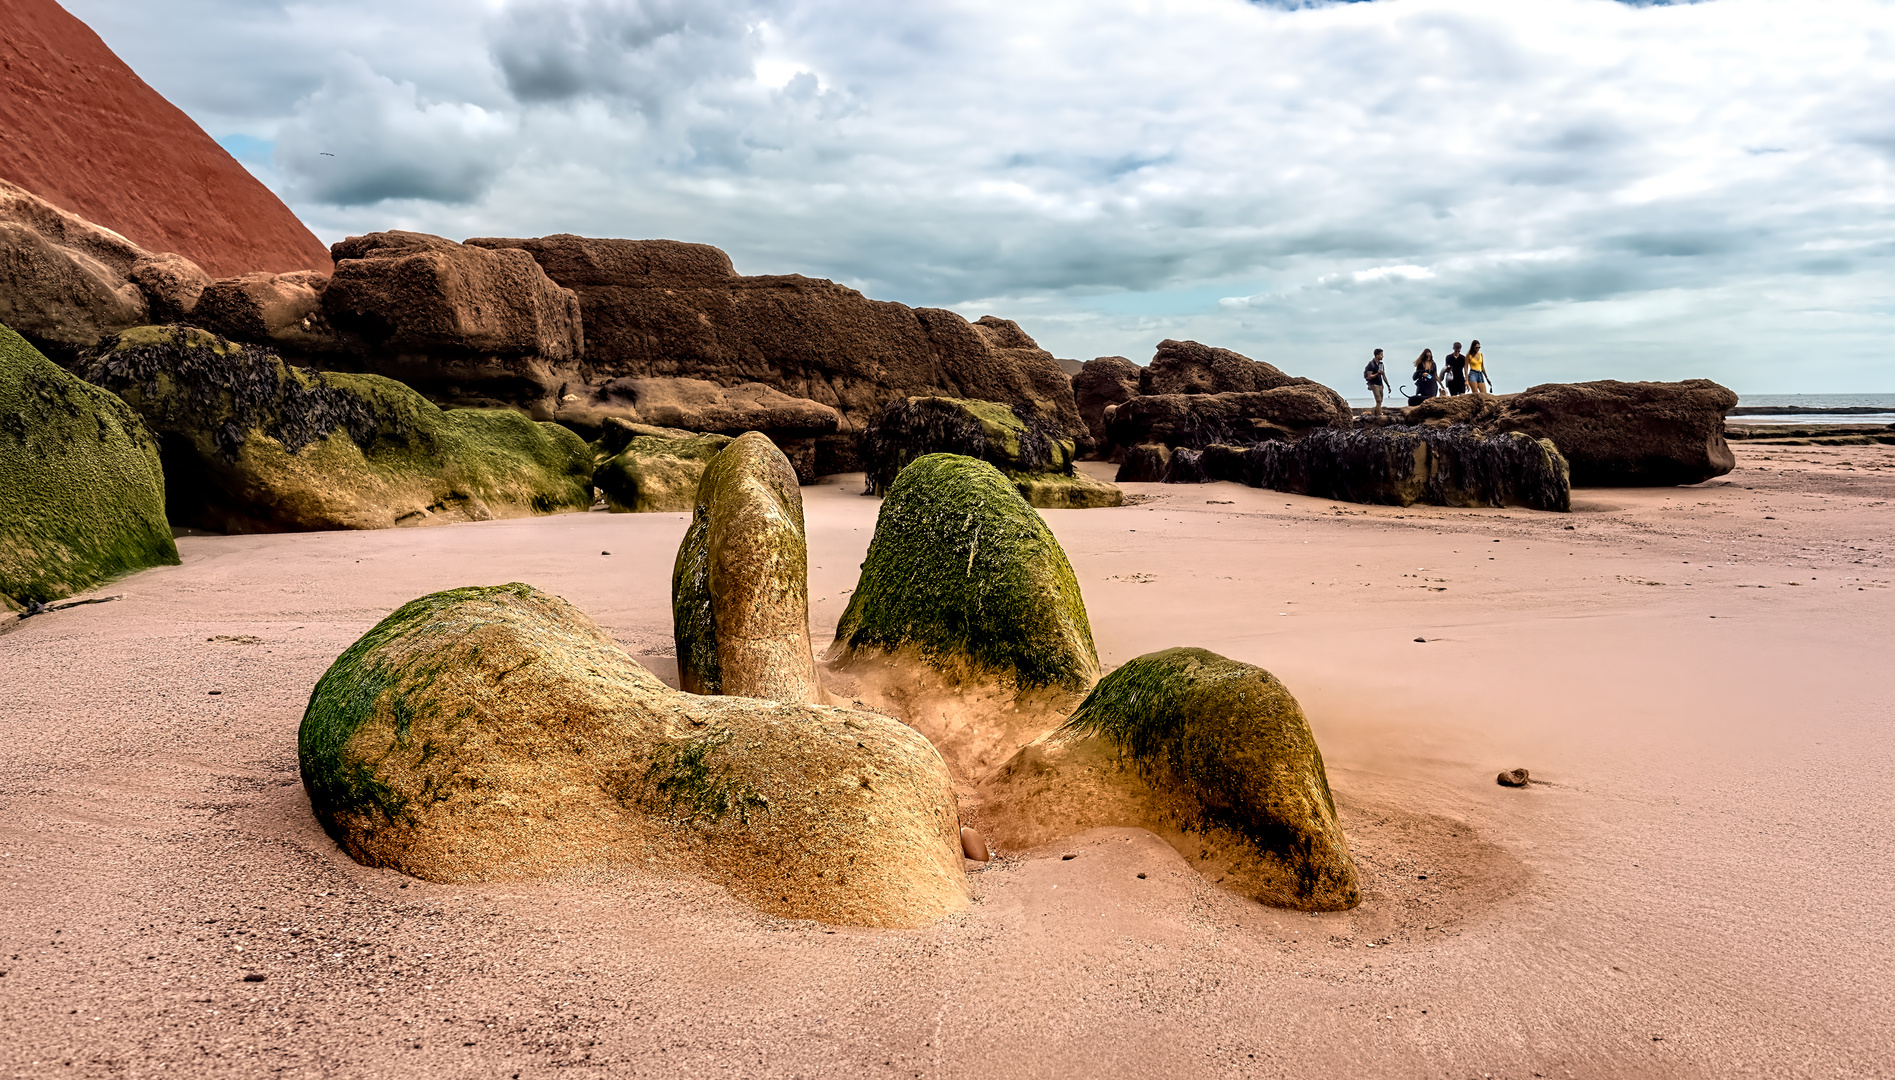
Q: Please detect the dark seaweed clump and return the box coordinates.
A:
[78,326,399,461]
[1176,424,1569,512]
[859,397,1069,495]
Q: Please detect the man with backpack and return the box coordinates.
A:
[1364,349,1392,415]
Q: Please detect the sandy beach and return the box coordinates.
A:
[3,441,1891,1079]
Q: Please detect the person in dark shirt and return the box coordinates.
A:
[1412,349,1439,400]
[1444,343,1468,396]
[1364,349,1391,415]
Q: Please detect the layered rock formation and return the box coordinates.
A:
[559,377,837,481]
[590,422,733,514]
[80,326,592,532]
[0,179,210,358]
[1160,427,1573,512]
[1137,339,1327,397]
[859,396,1122,509]
[1071,355,1140,457]
[299,583,967,928]
[1406,380,1739,486]
[672,433,825,704]
[979,647,1361,911]
[0,322,177,607]
[462,234,1085,472]
[0,0,331,277]
[825,454,1099,777]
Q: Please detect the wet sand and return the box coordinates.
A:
[3,442,1892,1078]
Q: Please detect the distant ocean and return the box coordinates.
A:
[1342,391,1895,425]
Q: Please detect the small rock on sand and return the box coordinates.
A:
[960,826,989,862]
[1497,768,1531,787]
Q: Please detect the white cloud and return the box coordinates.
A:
[61,0,1895,390]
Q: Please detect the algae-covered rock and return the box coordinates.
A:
[299,583,967,928]
[1205,426,1570,511]
[672,432,824,704]
[77,326,591,532]
[860,396,1122,509]
[825,454,1099,777]
[590,420,735,513]
[0,322,178,607]
[979,647,1361,911]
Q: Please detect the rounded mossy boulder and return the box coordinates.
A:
[299,582,968,928]
[0,321,178,608]
[978,647,1361,911]
[672,432,824,703]
[830,453,1098,694]
[591,421,735,513]
[77,325,592,532]
[860,397,1122,509]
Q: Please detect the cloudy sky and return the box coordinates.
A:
[64,0,1895,392]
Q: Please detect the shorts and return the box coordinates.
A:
[1469,371,1488,385]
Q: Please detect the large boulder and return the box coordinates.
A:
[825,454,1099,777]
[590,421,734,513]
[672,433,825,704]
[299,583,967,928]
[1107,385,1352,455]
[559,377,838,482]
[1193,427,1571,511]
[312,231,585,415]
[979,647,1361,911]
[1,178,153,357]
[1406,380,1739,486]
[1071,355,1140,458]
[78,326,592,532]
[463,234,1085,473]
[192,270,333,356]
[0,0,332,277]
[1139,339,1328,397]
[0,322,178,608]
[859,396,1122,509]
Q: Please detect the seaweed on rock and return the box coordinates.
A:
[859,396,1075,495]
[1187,425,1569,511]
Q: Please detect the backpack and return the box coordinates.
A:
[1363,361,1381,381]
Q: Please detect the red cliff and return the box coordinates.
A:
[0,0,331,277]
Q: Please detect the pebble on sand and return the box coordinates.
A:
[1497,768,1531,787]
[960,826,989,862]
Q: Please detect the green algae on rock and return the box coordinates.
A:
[824,453,1100,778]
[590,417,735,514]
[860,397,1122,509]
[979,647,1361,911]
[77,326,592,532]
[299,582,967,928]
[0,321,177,608]
[672,432,825,703]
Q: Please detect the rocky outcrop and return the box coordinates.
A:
[859,396,1122,509]
[0,0,331,276]
[672,433,825,704]
[591,421,734,514]
[0,322,177,608]
[1106,385,1352,455]
[825,454,1099,777]
[558,377,837,481]
[1072,356,1140,458]
[299,583,967,928]
[463,234,1085,472]
[1,178,156,356]
[1190,427,1571,511]
[192,270,331,354]
[1139,339,1326,397]
[979,647,1361,911]
[1406,380,1738,486]
[308,232,584,414]
[79,326,592,532]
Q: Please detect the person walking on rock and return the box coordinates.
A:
[1364,349,1392,415]
[1412,349,1439,401]
[1467,341,1493,395]
[1444,343,1469,396]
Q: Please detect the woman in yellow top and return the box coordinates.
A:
[1466,340,1492,395]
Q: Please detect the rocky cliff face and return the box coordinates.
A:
[464,234,1084,472]
[0,0,330,277]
